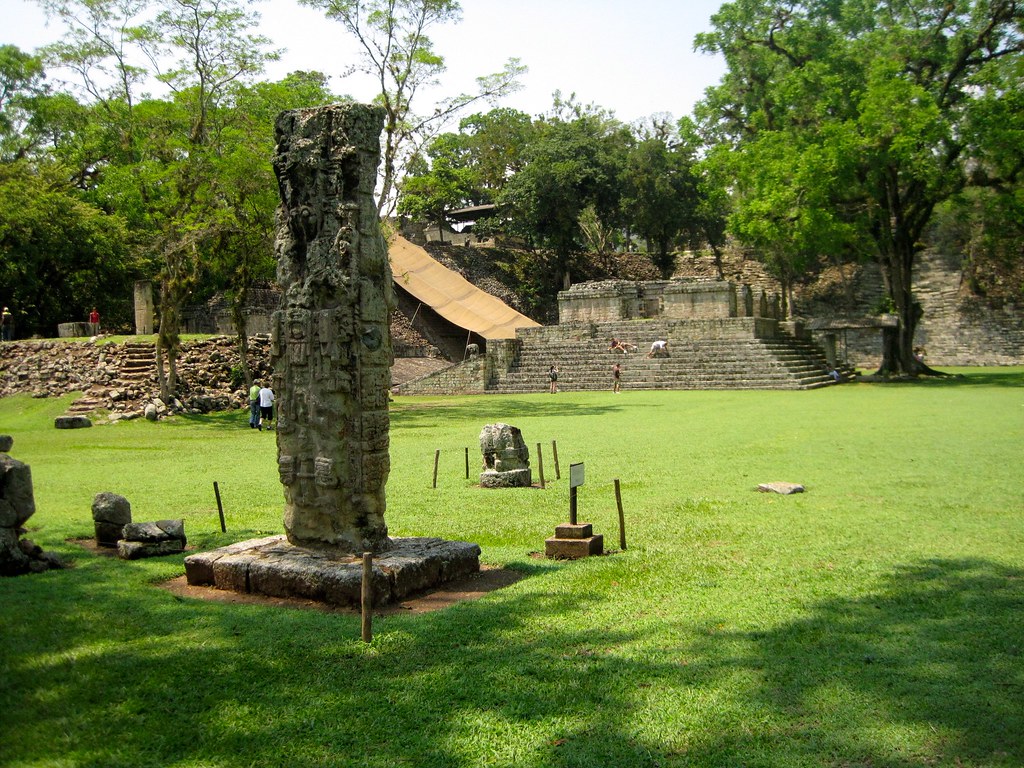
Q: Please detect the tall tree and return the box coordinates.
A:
[620,137,701,278]
[398,132,477,241]
[696,0,1024,374]
[299,0,525,216]
[0,45,48,160]
[0,160,138,336]
[142,0,280,400]
[496,105,630,289]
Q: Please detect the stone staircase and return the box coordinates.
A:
[485,322,848,393]
[118,342,157,385]
[65,341,157,415]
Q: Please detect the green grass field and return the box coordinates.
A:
[1,369,1022,767]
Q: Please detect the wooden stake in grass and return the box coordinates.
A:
[432,449,440,489]
[465,446,470,479]
[614,478,627,550]
[213,481,226,533]
[361,552,373,643]
[536,442,545,489]
[552,440,561,479]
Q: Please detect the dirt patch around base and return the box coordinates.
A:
[70,537,195,556]
[158,564,523,615]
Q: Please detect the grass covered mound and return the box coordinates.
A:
[1,369,1022,767]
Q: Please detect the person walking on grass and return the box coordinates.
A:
[258,384,275,430]
[549,365,559,394]
[612,363,621,393]
[248,381,261,429]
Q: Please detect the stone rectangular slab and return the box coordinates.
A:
[184,535,480,607]
[554,523,593,539]
[757,482,805,495]
[545,534,604,559]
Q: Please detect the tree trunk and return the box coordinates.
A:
[156,280,183,402]
[874,247,942,376]
[232,292,252,388]
[709,242,725,281]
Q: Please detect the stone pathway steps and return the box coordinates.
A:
[65,341,158,415]
[487,324,849,393]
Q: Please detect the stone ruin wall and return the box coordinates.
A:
[558,279,781,325]
[673,247,1024,368]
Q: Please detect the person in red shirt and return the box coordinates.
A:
[88,308,100,335]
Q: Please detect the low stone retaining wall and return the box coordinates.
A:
[0,336,274,417]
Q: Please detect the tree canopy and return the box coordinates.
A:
[695,0,1024,374]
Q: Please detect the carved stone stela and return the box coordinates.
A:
[271,104,394,554]
[184,104,480,607]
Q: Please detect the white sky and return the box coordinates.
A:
[4,0,728,125]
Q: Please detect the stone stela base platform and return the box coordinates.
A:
[545,522,603,559]
[184,535,481,608]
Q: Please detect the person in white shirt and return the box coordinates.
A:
[257,386,275,430]
[648,339,669,358]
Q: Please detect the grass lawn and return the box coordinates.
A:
[1,369,1022,767]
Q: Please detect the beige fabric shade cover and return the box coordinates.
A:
[388,236,540,340]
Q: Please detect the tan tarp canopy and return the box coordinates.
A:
[388,235,540,340]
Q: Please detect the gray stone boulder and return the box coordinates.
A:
[117,518,186,560]
[757,481,805,495]
[0,442,61,576]
[122,519,185,544]
[92,492,132,547]
[0,435,13,453]
[55,415,92,429]
[0,454,35,528]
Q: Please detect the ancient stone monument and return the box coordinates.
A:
[184,104,479,606]
[270,104,393,554]
[1,436,62,575]
[479,423,532,488]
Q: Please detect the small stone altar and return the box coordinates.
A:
[479,423,532,488]
[184,104,479,606]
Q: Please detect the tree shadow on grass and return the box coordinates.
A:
[864,369,1024,388]
[391,396,633,427]
[162,397,634,434]
[679,558,1024,766]
[1,556,1021,767]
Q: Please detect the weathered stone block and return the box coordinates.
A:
[0,435,12,453]
[757,482,805,495]
[92,492,132,524]
[184,535,283,585]
[94,520,125,548]
[54,415,91,429]
[480,468,532,488]
[0,527,30,575]
[122,519,185,544]
[184,535,480,607]
[117,539,184,560]
[545,534,604,559]
[554,523,593,539]
[0,454,35,527]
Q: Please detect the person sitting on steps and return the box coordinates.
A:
[609,337,636,354]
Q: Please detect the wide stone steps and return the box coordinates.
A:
[65,386,110,414]
[487,334,845,393]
